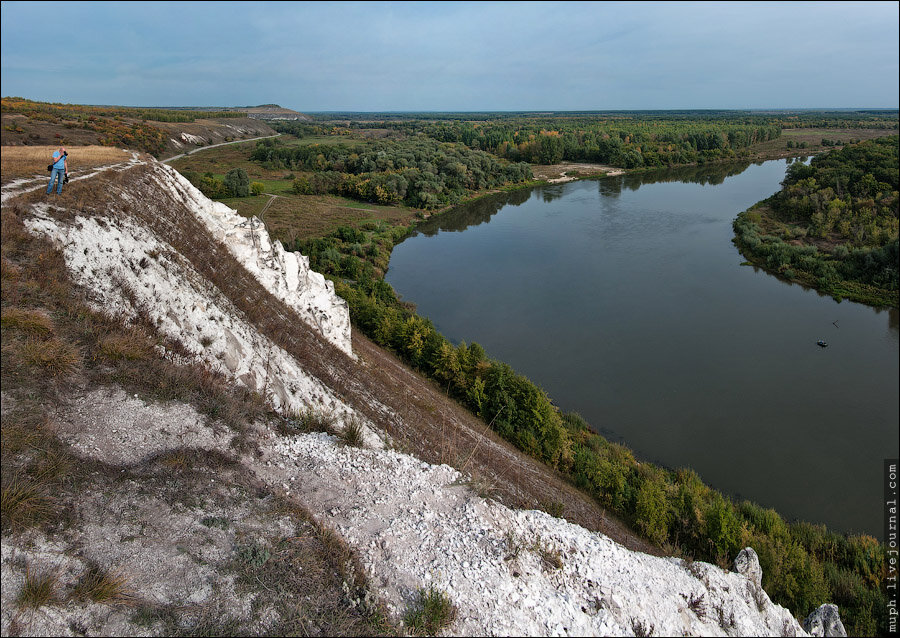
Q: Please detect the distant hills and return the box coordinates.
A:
[145,104,312,121]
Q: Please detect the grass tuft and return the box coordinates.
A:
[403,585,457,636]
[73,562,136,606]
[97,330,153,361]
[21,336,81,376]
[1,307,55,336]
[284,408,338,434]
[0,475,54,530]
[17,565,59,609]
[337,417,365,447]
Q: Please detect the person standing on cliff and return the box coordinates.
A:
[46,146,68,194]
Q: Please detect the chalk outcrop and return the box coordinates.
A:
[734,547,764,589]
[803,604,848,637]
[23,160,358,423]
[157,163,354,358]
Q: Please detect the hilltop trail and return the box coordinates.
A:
[161,133,281,163]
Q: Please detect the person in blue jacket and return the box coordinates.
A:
[47,147,68,194]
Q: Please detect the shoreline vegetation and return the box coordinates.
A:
[733,136,898,308]
[147,110,896,634]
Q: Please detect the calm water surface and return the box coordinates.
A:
[386,160,899,537]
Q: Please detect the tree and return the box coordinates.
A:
[224,167,250,197]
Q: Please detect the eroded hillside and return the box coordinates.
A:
[1,152,844,636]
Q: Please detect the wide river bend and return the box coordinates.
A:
[385,159,899,537]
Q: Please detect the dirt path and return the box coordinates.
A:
[161,133,281,163]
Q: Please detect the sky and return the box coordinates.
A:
[1,1,898,112]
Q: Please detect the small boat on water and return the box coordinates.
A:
[817,340,828,348]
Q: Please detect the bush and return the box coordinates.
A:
[223,168,249,197]
[404,586,457,635]
[250,181,265,196]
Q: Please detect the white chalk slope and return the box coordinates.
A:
[15,157,840,636]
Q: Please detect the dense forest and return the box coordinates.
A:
[734,136,899,306]
[249,136,533,208]
[275,117,781,168]
[282,110,897,168]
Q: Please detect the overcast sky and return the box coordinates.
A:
[1,1,898,111]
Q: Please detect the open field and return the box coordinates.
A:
[2,98,277,157]
[171,136,424,242]
[221,193,420,244]
[748,127,893,158]
[0,145,134,185]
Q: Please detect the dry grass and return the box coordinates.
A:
[20,336,81,377]
[1,145,131,183]
[1,475,54,531]
[17,565,60,609]
[0,307,55,336]
[73,563,137,606]
[261,194,416,244]
[97,329,154,361]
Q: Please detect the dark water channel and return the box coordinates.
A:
[385,159,899,537]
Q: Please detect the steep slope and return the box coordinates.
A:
[1,156,844,636]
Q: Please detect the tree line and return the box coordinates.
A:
[250,136,533,208]
[386,118,782,167]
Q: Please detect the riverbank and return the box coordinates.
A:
[732,137,898,309]
[734,204,898,308]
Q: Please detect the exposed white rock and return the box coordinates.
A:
[256,431,810,637]
[734,547,763,589]
[23,206,365,431]
[803,604,847,637]
[180,132,207,145]
[153,162,354,358]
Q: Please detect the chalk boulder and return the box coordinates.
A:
[803,604,847,637]
[734,547,763,589]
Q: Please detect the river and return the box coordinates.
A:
[385,159,899,537]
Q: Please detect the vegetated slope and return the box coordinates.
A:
[1,97,278,157]
[1,152,845,636]
[733,136,899,307]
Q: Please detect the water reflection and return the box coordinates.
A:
[417,161,759,236]
[599,162,754,198]
[415,187,531,236]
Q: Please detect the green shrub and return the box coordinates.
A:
[223,168,249,197]
[404,586,457,635]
